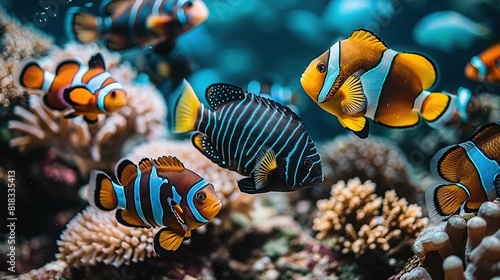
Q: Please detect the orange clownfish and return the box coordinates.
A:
[14,54,127,124]
[300,29,470,138]
[465,43,500,83]
[426,121,500,221]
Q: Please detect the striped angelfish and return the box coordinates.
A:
[88,156,222,254]
[173,80,324,194]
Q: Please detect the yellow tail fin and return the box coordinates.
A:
[14,60,45,89]
[173,80,201,133]
[66,7,100,43]
[420,92,451,122]
[88,170,118,210]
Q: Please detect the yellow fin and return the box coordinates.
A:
[116,209,149,227]
[348,29,388,52]
[101,0,130,15]
[83,114,98,124]
[421,92,451,122]
[88,171,117,210]
[154,228,187,254]
[147,15,174,35]
[115,158,138,187]
[338,115,369,139]
[254,148,277,190]
[173,80,201,133]
[426,184,469,221]
[398,53,436,89]
[153,156,185,173]
[63,87,93,106]
[376,111,420,128]
[70,9,99,43]
[339,74,366,115]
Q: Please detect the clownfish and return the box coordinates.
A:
[66,0,209,54]
[300,29,470,138]
[465,43,500,83]
[88,156,222,253]
[173,80,324,194]
[426,121,500,221]
[14,53,127,124]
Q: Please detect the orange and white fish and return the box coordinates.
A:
[14,54,127,124]
[66,0,209,54]
[426,121,500,221]
[465,43,500,83]
[88,156,222,253]
[300,29,470,138]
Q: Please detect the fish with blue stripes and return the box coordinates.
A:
[88,155,222,253]
[13,53,127,124]
[66,0,209,53]
[465,43,500,84]
[300,29,471,138]
[173,81,324,194]
[426,121,500,221]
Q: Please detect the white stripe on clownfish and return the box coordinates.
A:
[318,42,340,103]
[149,165,169,227]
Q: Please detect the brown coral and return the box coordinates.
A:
[56,205,159,268]
[400,200,500,280]
[313,178,428,257]
[319,135,421,203]
[0,7,52,106]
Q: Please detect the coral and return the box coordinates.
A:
[14,260,69,280]
[399,200,500,280]
[7,43,167,176]
[0,7,52,106]
[56,205,159,268]
[318,134,421,203]
[313,178,428,258]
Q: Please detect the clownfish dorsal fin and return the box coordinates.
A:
[88,53,106,70]
[153,156,185,173]
[425,183,470,221]
[348,29,388,52]
[339,71,366,115]
[430,145,465,182]
[99,0,130,15]
[138,158,154,174]
[469,122,500,156]
[254,147,278,190]
[205,83,245,110]
[115,158,138,187]
[55,59,81,75]
[338,115,369,139]
[398,52,436,89]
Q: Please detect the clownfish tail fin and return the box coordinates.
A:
[88,170,120,211]
[418,90,456,128]
[66,7,101,43]
[173,79,201,133]
[13,59,47,90]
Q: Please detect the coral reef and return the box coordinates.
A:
[399,200,500,280]
[0,7,52,106]
[318,135,421,204]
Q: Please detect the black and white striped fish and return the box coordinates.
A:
[173,80,324,194]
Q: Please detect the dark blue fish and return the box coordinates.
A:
[173,81,324,194]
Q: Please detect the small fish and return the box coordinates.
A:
[465,43,500,84]
[88,156,222,253]
[14,54,127,124]
[300,29,470,138]
[173,80,324,194]
[412,11,491,53]
[426,121,500,221]
[66,0,209,54]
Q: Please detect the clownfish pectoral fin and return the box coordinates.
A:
[337,115,369,139]
[115,158,138,187]
[464,200,483,214]
[63,86,94,106]
[116,209,150,228]
[348,29,388,52]
[205,83,245,110]
[153,156,185,173]
[254,147,278,190]
[13,59,45,90]
[237,177,262,194]
[430,144,464,182]
[154,227,187,254]
[99,0,130,15]
[88,53,106,70]
[83,114,99,124]
[398,53,436,89]
[420,92,452,123]
[339,73,366,115]
[88,170,118,210]
[191,132,223,165]
[173,80,201,133]
[66,7,100,43]
[425,183,470,221]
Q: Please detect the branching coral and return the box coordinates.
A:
[313,178,428,257]
[399,200,500,280]
[8,43,167,175]
[319,135,421,203]
[0,7,52,106]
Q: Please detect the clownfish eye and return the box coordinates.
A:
[317,63,327,73]
[302,158,312,169]
[185,1,193,7]
[196,191,207,202]
[110,90,116,97]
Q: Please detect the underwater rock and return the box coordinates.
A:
[0,8,52,106]
[400,200,500,279]
[319,134,421,204]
